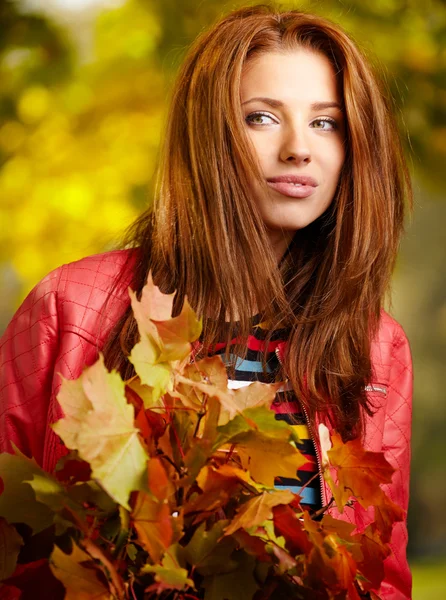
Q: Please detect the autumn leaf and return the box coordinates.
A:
[183,521,238,576]
[53,354,148,509]
[146,458,169,501]
[153,296,202,362]
[372,493,405,543]
[229,430,308,487]
[224,490,295,536]
[50,541,111,599]
[129,335,172,402]
[215,406,297,449]
[134,272,176,323]
[233,381,280,412]
[0,450,54,534]
[272,505,313,556]
[184,464,261,517]
[231,529,272,563]
[2,558,65,600]
[132,490,173,563]
[354,525,391,591]
[326,432,396,510]
[55,453,92,485]
[141,563,194,593]
[0,518,23,581]
[128,284,173,402]
[201,551,259,600]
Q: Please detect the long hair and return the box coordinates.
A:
[101,3,412,441]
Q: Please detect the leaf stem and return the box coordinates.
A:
[82,536,126,600]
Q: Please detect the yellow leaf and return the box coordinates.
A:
[50,542,111,599]
[54,355,148,509]
[235,431,308,486]
[224,490,295,536]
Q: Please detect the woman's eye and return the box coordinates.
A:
[311,117,337,130]
[245,112,276,125]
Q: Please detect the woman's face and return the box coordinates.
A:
[240,49,346,256]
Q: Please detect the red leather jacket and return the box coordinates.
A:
[0,250,413,599]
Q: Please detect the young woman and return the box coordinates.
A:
[0,4,413,598]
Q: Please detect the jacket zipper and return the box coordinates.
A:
[274,346,326,508]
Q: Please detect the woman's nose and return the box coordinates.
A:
[279,125,311,164]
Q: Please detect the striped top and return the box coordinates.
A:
[209,316,322,513]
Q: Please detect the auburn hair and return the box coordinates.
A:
[101,3,412,441]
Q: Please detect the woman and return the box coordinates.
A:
[0,4,413,598]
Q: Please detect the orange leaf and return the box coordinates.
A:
[372,493,405,543]
[272,504,313,556]
[147,457,175,502]
[132,491,173,563]
[327,433,396,510]
[354,524,391,591]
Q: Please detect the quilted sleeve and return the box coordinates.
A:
[0,265,63,467]
[380,324,413,600]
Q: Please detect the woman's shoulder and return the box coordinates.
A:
[371,309,412,385]
[2,248,137,348]
[376,309,410,345]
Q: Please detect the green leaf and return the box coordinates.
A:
[141,564,194,591]
[183,521,238,577]
[127,543,138,561]
[68,481,117,514]
[215,406,297,450]
[0,518,23,581]
[26,473,69,513]
[0,450,54,534]
[201,551,259,600]
[50,541,111,598]
[53,354,148,509]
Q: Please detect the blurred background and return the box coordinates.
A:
[0,0,445,596]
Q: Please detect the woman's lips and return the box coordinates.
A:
[266,181,317,198]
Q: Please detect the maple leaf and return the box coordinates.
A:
[224,490,295,536]
[372,493,405,544]
[302,512,362,599]
[50,541,111,599]
[152,296,202,362]
[183,521,238,577]
[200,550,259,600]
[184,464,261,517]
[354,525,391,591]
[141,563,194,593]
[133,272,176,323]
[326,432,396,510]
[129,335,172,403]
[272,505,313,556]
[229,430,308,486]
[132,490,173,563]
[128,285,173,402]
[233,381,279,412]
[2,558,65,600]
[0,518,23,581]
[0,450,54,534]
[53,354,148,510]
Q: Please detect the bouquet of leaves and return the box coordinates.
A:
[0,277,404,600]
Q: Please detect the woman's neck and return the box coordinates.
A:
[267,229,295,262]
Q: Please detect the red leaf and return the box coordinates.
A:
[3,559,65,600]
[272,505,313,556]
[54,454,91,484]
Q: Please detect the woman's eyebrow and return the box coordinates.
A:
[241,97,343,111]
